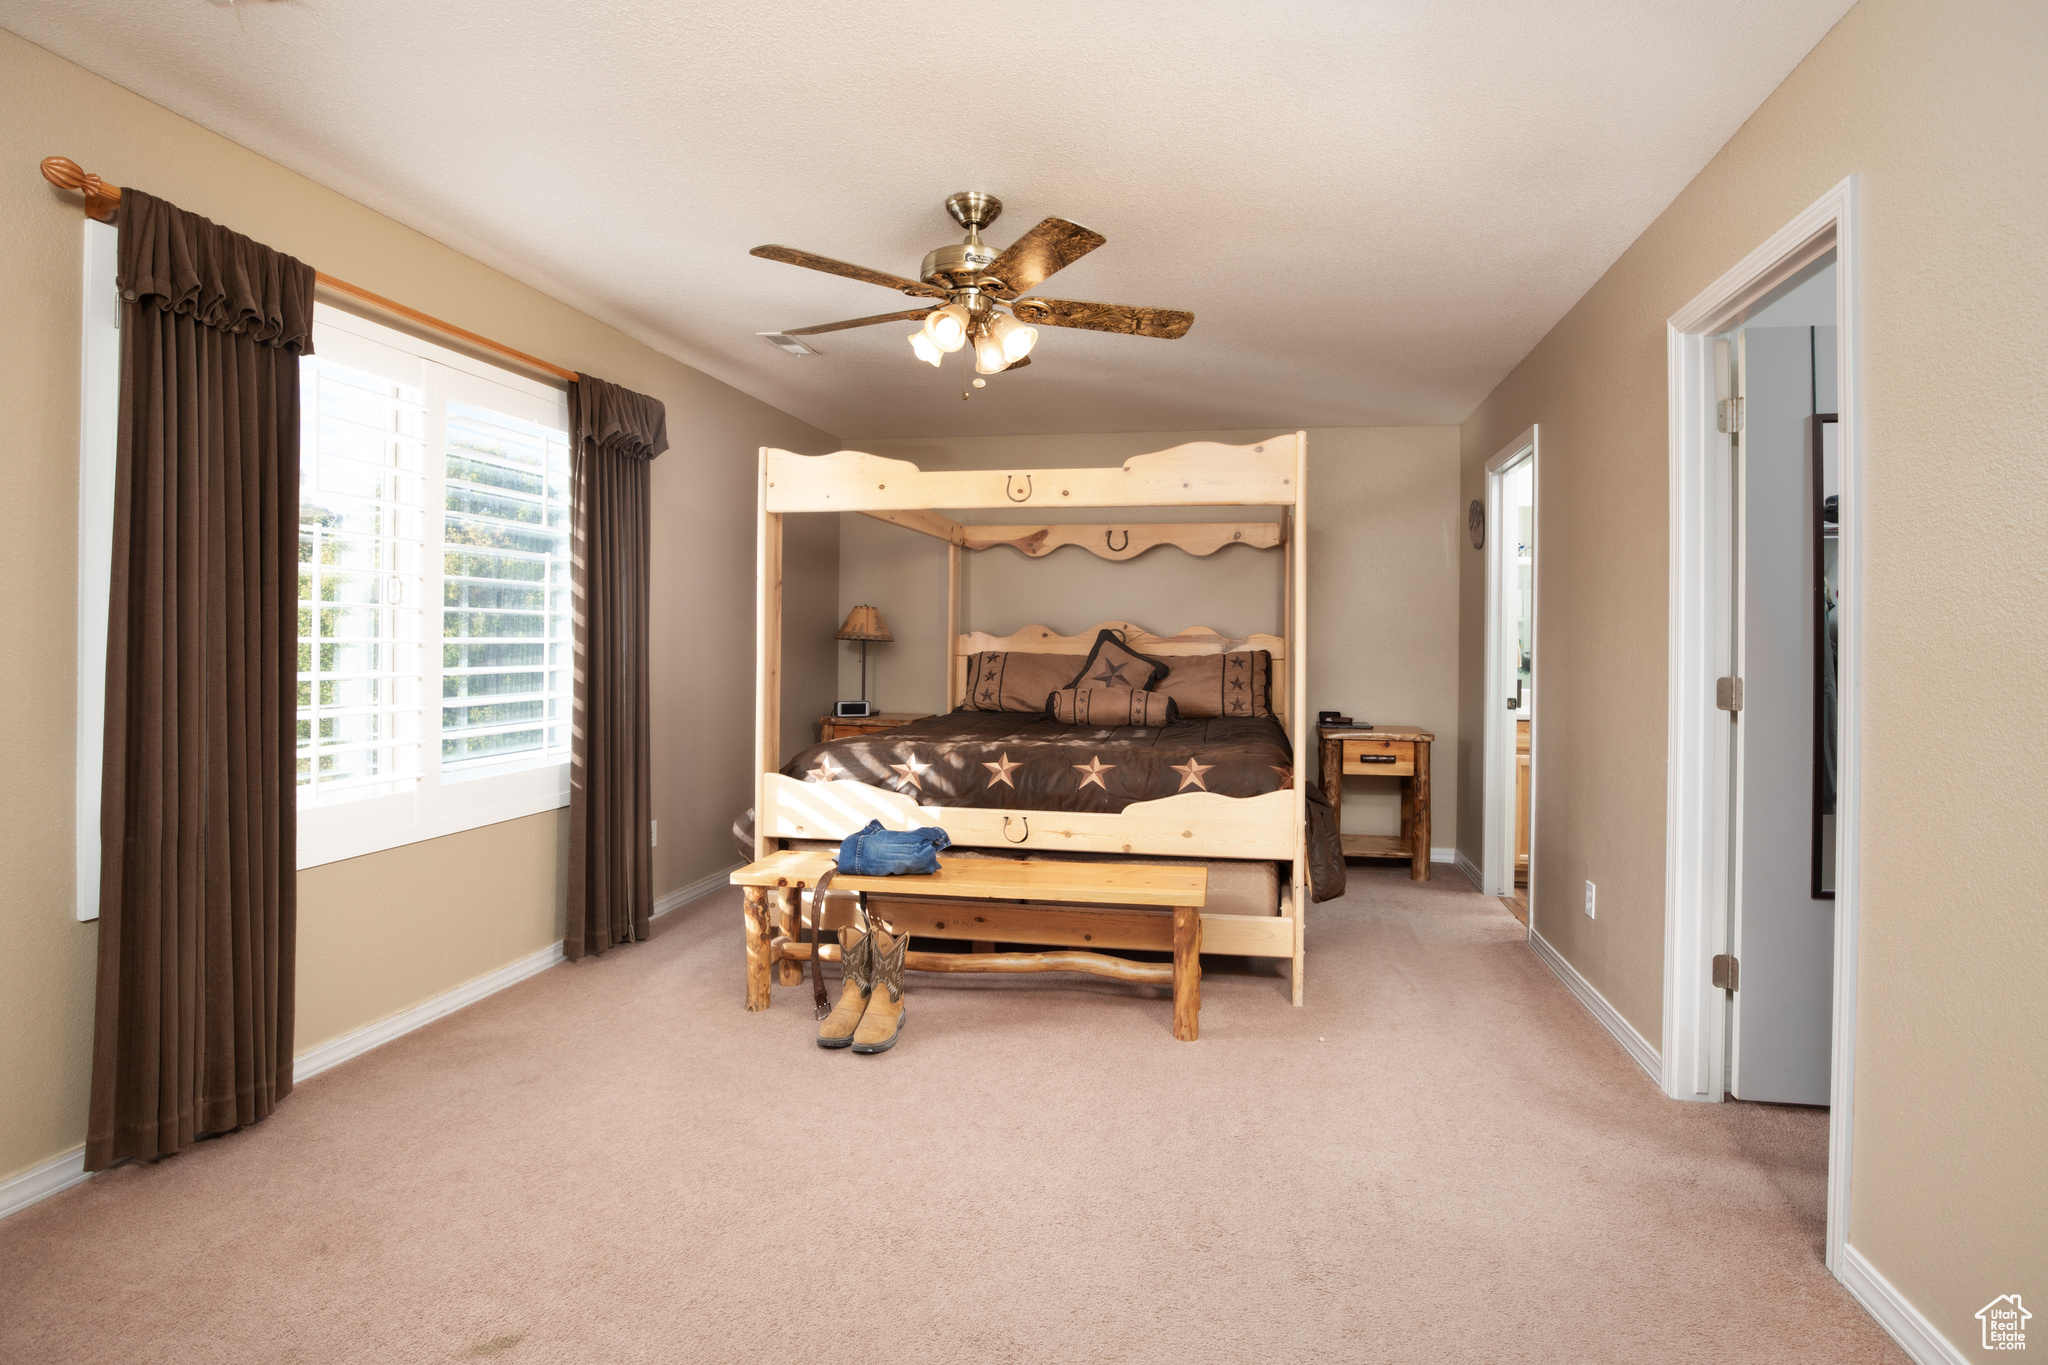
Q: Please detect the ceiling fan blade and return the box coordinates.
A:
[1003,355,1031,370]
[1010,298,1193,339]
[785,308,937,336]
[750,245,947,299]
[984,218,1106,298]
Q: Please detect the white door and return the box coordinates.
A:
[1483,447,1534,900]
[1729,322,1837,1104]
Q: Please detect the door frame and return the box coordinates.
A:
[1662,177,1861,1272]
[1481,428,1537,909]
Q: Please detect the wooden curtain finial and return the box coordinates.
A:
[41,156,120,221]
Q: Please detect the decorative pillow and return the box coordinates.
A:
[962,651,1088,712]
[1063,628,1169,693]
[1047,687,1179,727]
[1155,650,1271,718]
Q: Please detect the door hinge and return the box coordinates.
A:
[1716,676,1743,712]
[1717,396,1745,434]
[1712,953,1739,992]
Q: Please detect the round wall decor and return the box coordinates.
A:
[1468,499,1486,549]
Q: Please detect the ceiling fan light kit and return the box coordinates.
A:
[922,303,971,352]
[972,329,1010,375]
[753,191,1193,385]
[989,311,1037,363]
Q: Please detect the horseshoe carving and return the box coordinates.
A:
[1105,528,1130,553]
[1002,815,1030,844]
[1005,474,1033,502]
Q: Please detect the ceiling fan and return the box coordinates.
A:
[751,192,1194,378]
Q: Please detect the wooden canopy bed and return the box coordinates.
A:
[749,433,1317,1005]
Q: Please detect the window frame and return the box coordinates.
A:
[294,303,573,869]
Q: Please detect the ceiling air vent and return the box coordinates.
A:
[758,332,818,357]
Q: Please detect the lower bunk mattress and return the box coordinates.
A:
[735,710,1346,902]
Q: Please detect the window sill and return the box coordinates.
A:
[296,760,570,870]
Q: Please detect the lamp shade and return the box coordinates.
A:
[835,605,893,642]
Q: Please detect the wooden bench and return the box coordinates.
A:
[732,851,1211,1040]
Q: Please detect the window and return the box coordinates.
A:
[75,285,574,893]
[295,305,573,866]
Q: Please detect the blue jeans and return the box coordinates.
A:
[837,819,950,875]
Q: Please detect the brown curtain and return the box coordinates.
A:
[87,190,314,1171]
[565,376,668,959]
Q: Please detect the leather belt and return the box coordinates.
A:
[808,869,866,1019]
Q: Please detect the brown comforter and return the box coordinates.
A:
[741,711,1345,901]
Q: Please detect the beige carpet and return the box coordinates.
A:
[0,865,1903,1364]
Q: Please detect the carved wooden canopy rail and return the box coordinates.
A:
[856,508,1285,561]
[796,440,1297,562]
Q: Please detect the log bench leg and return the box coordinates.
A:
[1172,905,1202,1041]
[773,886,804,986]
[743,886,773,1011]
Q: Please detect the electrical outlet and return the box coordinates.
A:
[650,820,659,848]
[1583,881,1597,918]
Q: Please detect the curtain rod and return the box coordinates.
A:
[40,157,581,385]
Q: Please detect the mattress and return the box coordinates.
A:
[742,710,1346,901]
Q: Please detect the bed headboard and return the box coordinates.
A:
[951,621,1288,724]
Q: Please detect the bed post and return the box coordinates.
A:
[1290,431,1310,1006]
[755,448,783,861]
[946,542,962,711]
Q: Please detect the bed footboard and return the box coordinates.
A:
[761,774,1298,861]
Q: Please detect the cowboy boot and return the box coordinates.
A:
[816,926,874,1049]
[850,928,907,1054]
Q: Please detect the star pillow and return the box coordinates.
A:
[1153,649,1272,718]
[1063,628,1168,694]
[961,650,1090,712]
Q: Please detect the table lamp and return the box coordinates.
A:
[834,605,893,718]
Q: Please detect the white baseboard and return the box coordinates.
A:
[653,860,743,918]
[1454,849,1484,890]
[0,1145,90,1221]
[296,861,740,1086]
[1430,846,1454,864]
[1836,1244,1970,1365]
[1528,929,1662,1087]
[293,939,564,1084]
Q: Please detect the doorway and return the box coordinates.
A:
[1663,177,1861,1273]
[1482,430,1537,919]
[1717,251,1838,1105]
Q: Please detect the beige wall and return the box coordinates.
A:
[0,28,837,1186]
[839,428,1462,847]
[1456,0,2047,1348]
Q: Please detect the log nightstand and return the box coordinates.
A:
[1317,724,1434,881]
[817,712,932,743]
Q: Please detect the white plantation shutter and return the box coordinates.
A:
[439,401,572,774]
[293,305,571,867]
[298,352,430,802]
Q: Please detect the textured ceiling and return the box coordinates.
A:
[3,0,1853,438]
